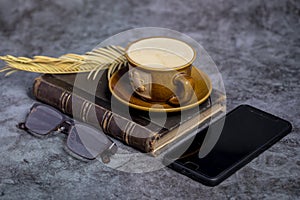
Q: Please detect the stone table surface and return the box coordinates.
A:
[0,0,299,199]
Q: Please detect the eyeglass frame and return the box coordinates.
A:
[18,103,117,163]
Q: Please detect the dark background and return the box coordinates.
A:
[0,0,299,199]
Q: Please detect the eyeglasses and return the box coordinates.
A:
[18,103,117,163]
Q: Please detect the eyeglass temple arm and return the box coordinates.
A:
[100,142,118,164]
[17,123,28,130]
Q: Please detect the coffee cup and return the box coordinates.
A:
[125,37,196,106]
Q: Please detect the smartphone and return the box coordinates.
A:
[163,104,292,186]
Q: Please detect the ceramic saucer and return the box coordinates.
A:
[109,67,212,112]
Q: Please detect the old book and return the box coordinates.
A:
[32,70,225,155]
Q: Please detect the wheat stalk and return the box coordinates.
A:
[0,45,127,80]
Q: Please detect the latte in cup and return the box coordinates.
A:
[125,37,196,106]
[127,49,189,69]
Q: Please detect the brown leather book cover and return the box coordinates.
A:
[32,70,225,154]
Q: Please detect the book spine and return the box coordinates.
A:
[33,77,158,153]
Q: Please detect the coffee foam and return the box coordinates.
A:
[127,37,194,69]
[128,49,188,68]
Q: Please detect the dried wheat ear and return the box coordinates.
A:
[0,45,128,80]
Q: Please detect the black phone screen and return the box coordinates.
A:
[165,105,292,186]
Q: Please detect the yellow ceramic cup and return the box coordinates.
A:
[125,37,196,106]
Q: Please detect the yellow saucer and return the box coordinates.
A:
[109,67,212,112]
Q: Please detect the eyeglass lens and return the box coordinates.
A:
[25,105,63,135]
[67,123,111,160]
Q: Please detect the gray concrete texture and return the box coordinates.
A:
[0,0,299,199]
